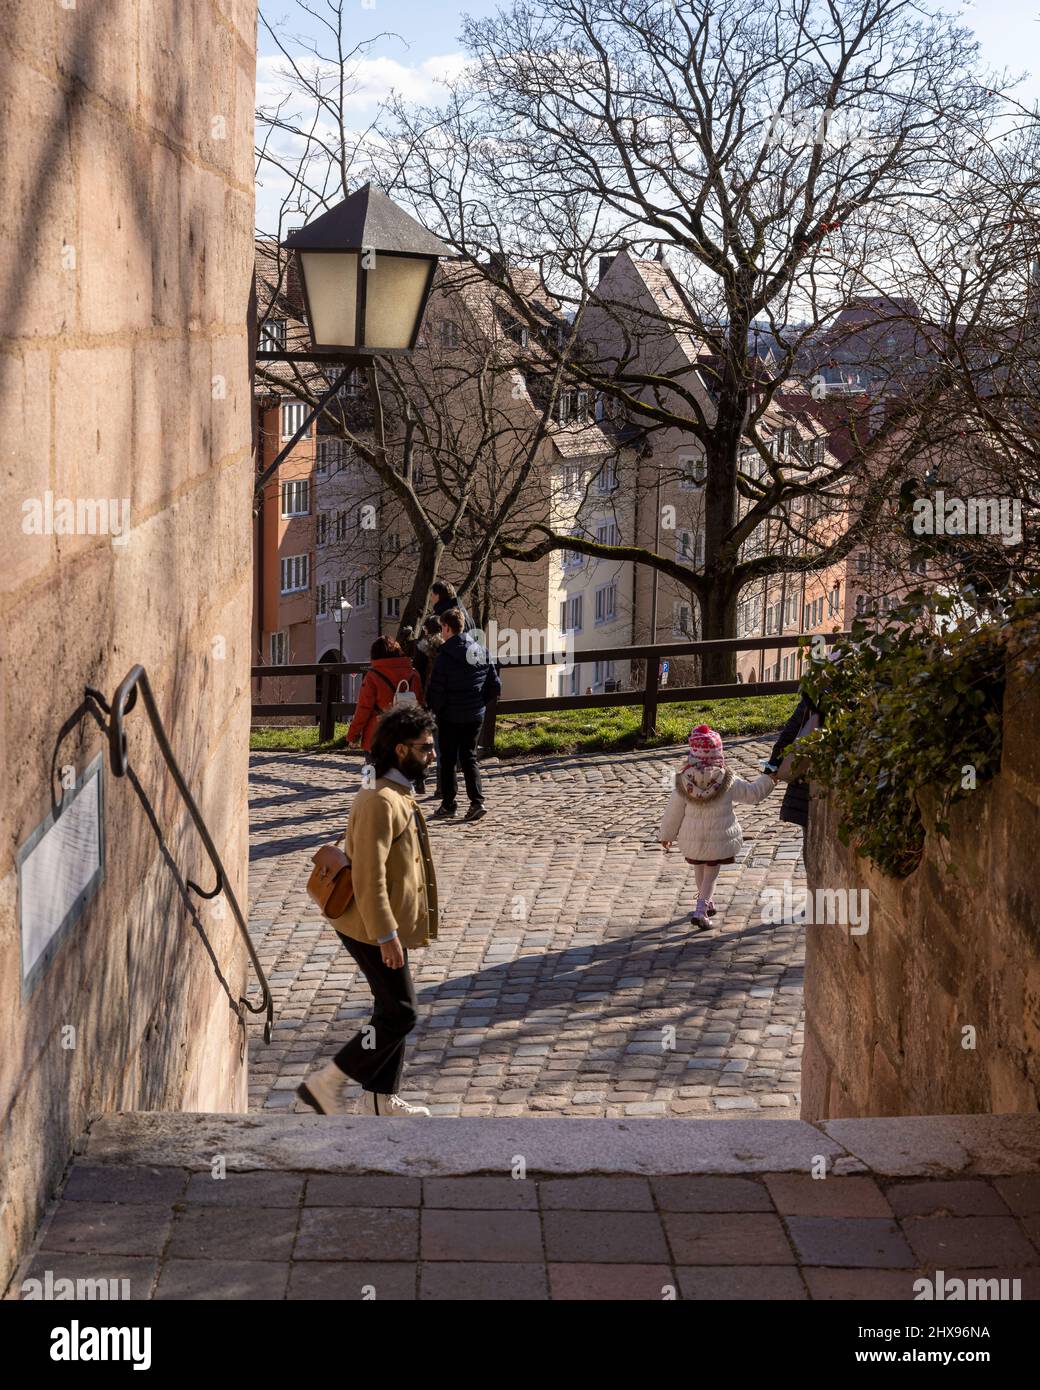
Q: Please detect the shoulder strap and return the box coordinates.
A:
[370,667,396,697]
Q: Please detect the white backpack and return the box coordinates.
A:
[392,678,418,710]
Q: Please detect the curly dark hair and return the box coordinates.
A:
[368,705,438,778]
[371,635,403,660]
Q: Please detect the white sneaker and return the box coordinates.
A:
[297,1060,350,1115]
[360,1091,431,1117]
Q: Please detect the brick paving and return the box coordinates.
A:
[15,1166,1040,1300]
[246,739,808,1117]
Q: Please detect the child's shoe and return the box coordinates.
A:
[690,898,710,930]
[705,899,717,917]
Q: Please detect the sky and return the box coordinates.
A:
[255,0,1040,231]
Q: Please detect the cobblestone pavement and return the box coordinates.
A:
[16,1165,1040,1300]
[247,739,807,1118]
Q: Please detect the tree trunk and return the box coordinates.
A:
[699,581,739,685]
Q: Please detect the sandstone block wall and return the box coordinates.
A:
[802,669,1040,1121]
[0,0,257,1290]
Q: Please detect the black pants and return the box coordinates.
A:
[333,934,418,1094]
[437,718,483,811]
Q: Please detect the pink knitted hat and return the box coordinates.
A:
[686,724,725,770]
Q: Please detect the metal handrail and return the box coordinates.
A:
[88,666,273,1044]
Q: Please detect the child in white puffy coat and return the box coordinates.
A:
[659,724,778,929]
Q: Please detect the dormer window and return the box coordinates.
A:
[558,393,572,426]
[260,316,286,350]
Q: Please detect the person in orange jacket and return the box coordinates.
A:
[347,637,426,757]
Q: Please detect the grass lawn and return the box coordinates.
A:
[249,693,798,758]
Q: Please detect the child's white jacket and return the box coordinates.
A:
[659,768,776,862]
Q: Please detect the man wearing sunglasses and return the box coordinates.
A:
[297,706,439,1117]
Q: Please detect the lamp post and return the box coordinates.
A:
[254,183,452,498]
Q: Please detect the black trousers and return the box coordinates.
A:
[437,718,484,810]
[333,934,418,1094]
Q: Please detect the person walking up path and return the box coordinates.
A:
[426,608,500,823]
[297,706,439,1117]
[659,724,778,929]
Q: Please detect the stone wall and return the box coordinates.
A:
[802,667,1040,1121]
[0,1,256,1288]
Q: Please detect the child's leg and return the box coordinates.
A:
[699,863,721,907]
[693,862,706,893]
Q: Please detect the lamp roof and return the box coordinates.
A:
[284,184,453,258]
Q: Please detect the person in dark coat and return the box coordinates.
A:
[425,608,501,822]
[764,692,821,829]
[431,580,475,633]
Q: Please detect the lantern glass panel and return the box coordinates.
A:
[299,251,359,348]
[363,254,431,349]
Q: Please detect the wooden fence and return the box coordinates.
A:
[252,632,846,753]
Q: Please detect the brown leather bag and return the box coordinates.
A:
[307,808,418,920]
[307,844,354,919]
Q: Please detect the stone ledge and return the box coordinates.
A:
[820,1115,1040,1177]
[78,1112,1040,1179]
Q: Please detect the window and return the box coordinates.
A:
[909,557,928,575]
[315,583,329,618]
[559,595,583,632]
[335,369,363,399]
[827,585,840,617]
[782,655,790,680]
[558,393,572,426]
[857,551,870,574]
[269,631,288,665]
[803,601,811,629]
[673,600,693,636]
[593,660,616,688]
[766,606,774,635]
[678,454,707,490]
[570,665,581,695]
[280,554,309,593]
[595,519,620,547]
[562,465,584,498]
[317,438,347,476]
[856,594,867,616]
[575,391,590,423]
[594,393,606,423]
[316,511,329,547]
[439,320,459,348]
[384,597,401,619]
[260,317,286,351]
[563,532,583,571]
[814,597,824,625]
[281,399,308,440]
[677,529,705,566]
[596,460,618,494]
[280,479,310,517]
[812,438,826,465]
[353,576,368,608]
[595,581,617,625]
[328,510,346,543]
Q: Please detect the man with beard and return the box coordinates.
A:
[297,706,439,1117]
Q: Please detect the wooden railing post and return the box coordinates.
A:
[479,697,498,760]
[641,653,660,739]
[318,669,334,743]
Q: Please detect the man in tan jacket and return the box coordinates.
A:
[297,706,439,1117]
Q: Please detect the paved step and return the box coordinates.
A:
[8,1113,1039,1301]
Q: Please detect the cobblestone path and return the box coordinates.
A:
[247,740,806,1118]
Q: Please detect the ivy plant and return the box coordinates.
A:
[792,591,1038,878]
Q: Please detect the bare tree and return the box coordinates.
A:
[382,0,1034,677]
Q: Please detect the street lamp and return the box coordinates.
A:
[254,185,452,500]
[335,597,352,654]
[283,183,452,354]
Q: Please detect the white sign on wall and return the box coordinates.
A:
[18,754,105,996]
